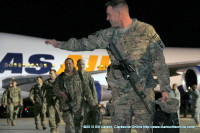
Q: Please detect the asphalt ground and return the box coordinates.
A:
[0,115,199,133]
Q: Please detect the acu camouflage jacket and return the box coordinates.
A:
[59,19,170,92]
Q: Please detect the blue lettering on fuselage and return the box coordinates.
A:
[25,54,54,74]
[0,53,22,73]
[0,53,54,74]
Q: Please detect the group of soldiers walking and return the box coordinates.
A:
[1,58,99,133]
[29,58,99,133]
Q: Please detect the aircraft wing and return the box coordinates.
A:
[167,60,200,76]
[0,75,50,99]
[2,75,49,90]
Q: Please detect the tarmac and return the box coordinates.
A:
[0,115,200,133]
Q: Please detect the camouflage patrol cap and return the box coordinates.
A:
[154,98,179,113]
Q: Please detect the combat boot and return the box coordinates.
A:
[43,126,47,130]
[11,120,16,126]
[197,123,200,127]
[7,119,11,125]
[56,128,59,133]
[50,128,56,133]
[36,125,39,129]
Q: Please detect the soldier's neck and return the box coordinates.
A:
[78,70,85,73]
[51,77,56,80]
[120,17,132,29]
[66,71,74,76]
[38,83,43,87]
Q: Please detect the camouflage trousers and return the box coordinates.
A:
[8,103,19,124]
[194,107,200,124]
[74,102,85,133]
[107,69,155,133]
[62,111,75,133]
[34,103,47,128]
[47,102,62,131]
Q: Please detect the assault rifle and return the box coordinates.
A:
[58,72,74,113]
[107,40,151,114]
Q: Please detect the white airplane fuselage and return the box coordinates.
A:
[1,32,200,99]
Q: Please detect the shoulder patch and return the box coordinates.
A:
[152,34,165,48]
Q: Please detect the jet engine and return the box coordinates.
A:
[182,66,200,92]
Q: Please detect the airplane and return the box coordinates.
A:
[1,32,200,115]
[0,32,111,104]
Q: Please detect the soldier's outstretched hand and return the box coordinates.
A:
[45,39,60,48]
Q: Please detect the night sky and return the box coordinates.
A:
[0,0,200,48]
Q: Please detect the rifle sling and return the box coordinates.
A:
[108,31,152,114]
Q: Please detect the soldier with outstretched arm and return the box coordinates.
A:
[46,0,170,133]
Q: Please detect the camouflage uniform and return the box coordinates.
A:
[53,69,82,133]
[1,89,10,125]
[59,19,171,133]
[75,71,98,133]
[29,84,47,129]
[43,78,62,133]
[169,89,181,118]
[169,89,180,103]
[194,89,200,124]
[1,89,7,107]
[7,86,23,125]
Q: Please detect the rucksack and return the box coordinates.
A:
[153,104,179,133]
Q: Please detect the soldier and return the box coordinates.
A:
[169,83,181,118]
[46,0,171,132]
[193,84,200,126]
[183,87,193,117]
[76,59,99,133]
[52,58,82,133]
[184,86,196,118]
[29,76,47,130]
[1,89,7,108]
[1,82,12,125]
[191,85,198,118]
[1,88,9,124]
[7,80,23,126]
[43,69,62,133]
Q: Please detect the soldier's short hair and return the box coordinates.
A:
[50,69,56,73]
[172,83,177,87]
[65,58,74,64]
[77,59,84,64]
[192,84,197,89]
[12,79,17,84]
[36,76,43,81]
[172,83,177,89]
[106,0,128,8]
